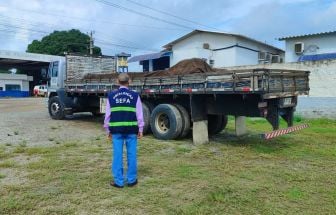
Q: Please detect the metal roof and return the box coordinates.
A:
[128,51,171,63]
[163,29,284,52]
[279,31,336,41]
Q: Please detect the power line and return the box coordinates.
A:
[0,22,49,35]
[0,14,140,48]
[0,18,157,52]
[93,0,193,30]
[125,0,218,30]
[0,25,157,53]
[95,39,159,52]
[0,6,186,31]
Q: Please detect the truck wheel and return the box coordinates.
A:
[143,101,155,112]
[48,96,65,120]
[150,104,183,140]
[208,115,227,135]
[143,101,155,134]
[173,104,191,138]
[219,115,228,132]
[142,103,151,134]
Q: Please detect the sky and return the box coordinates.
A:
[0,0,335,60]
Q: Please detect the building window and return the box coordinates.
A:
[0,87,3,91]
[5,84,21,91]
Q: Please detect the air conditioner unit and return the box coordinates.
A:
[271,55,280,63]
[258,51,267,60]
[203,43,210,49]
[295,42,304,54]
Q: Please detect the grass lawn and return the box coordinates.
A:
[1,118,335,214]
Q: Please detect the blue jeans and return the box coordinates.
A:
[112,133,137,186]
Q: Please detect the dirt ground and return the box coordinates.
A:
[0,98,105,147]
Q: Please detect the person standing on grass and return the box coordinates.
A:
[103,73,144,188]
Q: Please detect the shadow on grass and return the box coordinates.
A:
[210,131,292,154]
[66,113,103,121]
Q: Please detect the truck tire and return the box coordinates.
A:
[48,96,66,120]
[208,115,227,135]
[220,115,228,131]
[142,103,151,134]
[173,104,191,138]
[143,101,155,134]
[150,104,183,140]
[143,101,155,112]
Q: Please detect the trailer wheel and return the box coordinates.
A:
[142,103,151,134]
[173,104,191,138]
[150,104,183,140]
[143,101,155,112]
[143,101,155,134]
[48,96,65,120]
[208,115,227,135]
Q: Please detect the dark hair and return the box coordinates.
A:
[118,80,129,85]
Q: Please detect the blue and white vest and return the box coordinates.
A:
[108,88,139,134]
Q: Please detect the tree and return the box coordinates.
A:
[27,29,102,56]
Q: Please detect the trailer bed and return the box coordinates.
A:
[65,68,309,99]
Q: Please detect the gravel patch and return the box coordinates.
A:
[0,98,106,147]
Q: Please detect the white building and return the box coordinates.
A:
[0,73,33,97]
[279,31,336,62]
[129,30,284,71]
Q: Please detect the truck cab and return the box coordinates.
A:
[47,58,66,97]
[47,55,113,119]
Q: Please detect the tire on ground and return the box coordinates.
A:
[142,102,151,134]
[142,101,155,133]
[208,115,227,135]
[173,104,191,138]
[150,104,183,140]
[48,96,66,120]
[219,115,228,132]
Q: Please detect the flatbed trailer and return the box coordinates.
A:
[47,55,310,144]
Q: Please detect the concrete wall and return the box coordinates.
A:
[284,34,336,62]
[170,32,236,67]
[222,59,336,118]
[170,32,283,67]
[0,74,33,92]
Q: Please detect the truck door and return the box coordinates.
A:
[47,61,59,91]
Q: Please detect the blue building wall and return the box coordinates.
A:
[0,91,30,97]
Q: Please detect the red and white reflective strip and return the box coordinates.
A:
[144,89,155,93]
[263,124,309,140]
[242,87,251,92]
[162,89,174,93]
[184,88,198,93]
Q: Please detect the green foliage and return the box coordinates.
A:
[0,69,11,74]
[26,29,102,56]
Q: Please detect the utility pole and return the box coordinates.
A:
[89,31,95,55]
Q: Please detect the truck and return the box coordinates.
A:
[47,55,310,144]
